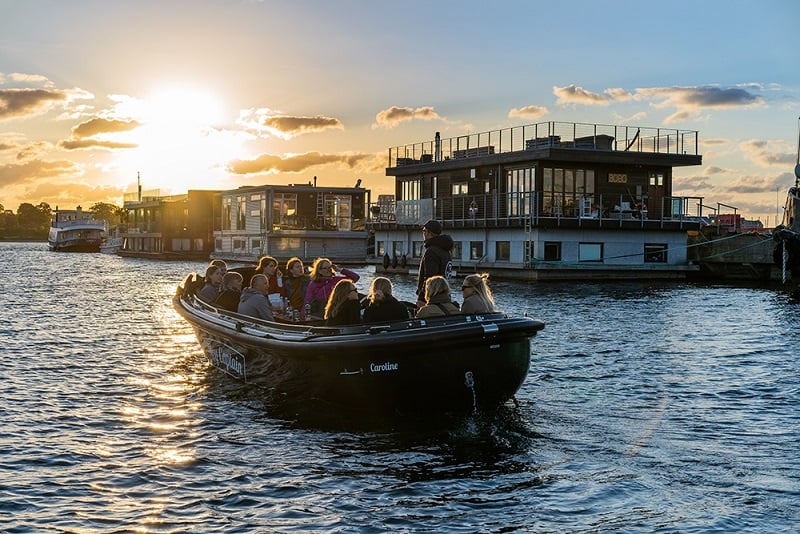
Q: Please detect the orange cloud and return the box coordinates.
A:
[59,138,139,150]
[262,115,343,135]
[372,106,443,129]
[508,105,548,120]
[0,158,82,187]
[71,117,140,138]
[739,139,795,168]
[228,151,383,175]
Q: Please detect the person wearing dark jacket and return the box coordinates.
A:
[363,277,411,323]
[324,279,362,327]
[214,271,243,312]
[416,219,454,309]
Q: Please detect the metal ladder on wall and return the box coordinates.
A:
[523,213,533,269]
[316,193,325,226]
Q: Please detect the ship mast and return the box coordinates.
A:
[795,116,800,187]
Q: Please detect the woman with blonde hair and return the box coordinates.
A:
[363,277,411,323]
[415,275,460,318]
[460,273,496,314]
[324,279,362,326]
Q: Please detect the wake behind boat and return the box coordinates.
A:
[173,273,544,414]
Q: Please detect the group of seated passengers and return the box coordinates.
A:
[196,256,358,321]
[196,257,497,327]
[323,273,497,327]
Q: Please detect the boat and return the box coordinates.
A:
[773,117,800,285]
[100,226,124,254]
[48,206,105,252]
[173,272,545,414]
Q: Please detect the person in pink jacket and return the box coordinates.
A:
[303,257,359,319]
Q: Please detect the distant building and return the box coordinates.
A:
[119,189,219,260]
[212,182,369,263]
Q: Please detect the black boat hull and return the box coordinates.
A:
[174,276,544,414]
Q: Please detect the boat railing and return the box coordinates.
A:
[388,120,699,167]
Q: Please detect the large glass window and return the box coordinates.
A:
[543,167,595,216]
[273,193,298,229]
[506,167,535,216]
[222,198,232,230]
[452,241,462,260]
[236,196,246,230]
[401,179,421,201]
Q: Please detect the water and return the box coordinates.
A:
[1,242,798,532]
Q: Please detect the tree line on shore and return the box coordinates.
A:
[0,201,125,240]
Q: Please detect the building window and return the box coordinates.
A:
[644,243,668,263]
[542,167,595,216]
[215,238,222,251]
[222,198,232,230]
[649,172,664,186]
[579,242,603,262]
[470,241,484,260]
[413,240,423,258]
[452,241,462,260]
[377,240,385,257]
[496,241,510,261]
[233,238,246,252]
[506,167,535,217]
[392,240,405,257]
[236,196,246,230]
[273,193,298,229]
[401,179,421,201]
[543,241,561,261]
[252,239,262,251]
[452,182,469,195]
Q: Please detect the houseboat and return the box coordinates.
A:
[119,187,219,260]
[48,206,106,252]
[369,121,707,281]
[211,179,369,264]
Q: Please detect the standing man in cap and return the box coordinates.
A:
[416,219,454,309]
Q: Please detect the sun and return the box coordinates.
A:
[112,84,245,194]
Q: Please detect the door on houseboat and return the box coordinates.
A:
[325,196,351,231]
[647,172,665,219]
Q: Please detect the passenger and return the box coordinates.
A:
[237,274,274,321]
[214,271,243,312]
[363,277,411,323]
[197,264,224,303]
[460,273,496,314]
[209,259,228,276]
[324,279,362,327]
[283,257,310,315]
[255,256,285,310]
[415,275,461,319]
[304,257,360,319]
[415,219,454,310]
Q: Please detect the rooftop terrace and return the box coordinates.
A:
[388,121,699,168]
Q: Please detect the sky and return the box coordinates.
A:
[1,0,798,225]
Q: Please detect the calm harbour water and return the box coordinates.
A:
[1,241,798,533]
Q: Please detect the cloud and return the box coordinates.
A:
[262,115,343,136]
[0,88,69,120]
[703,166,728,175]
[553,84,765,124]
[725,173,789,194]
[59,138,138,150]
[672,174,716,192]
[236,108,343,139]
[372,106,443,129]
[553,85,610,106]
[0,158,82,187]
[508,105,548,120]
[228,151,382,175]
[71,117,140,139]
[739,139,796,168]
